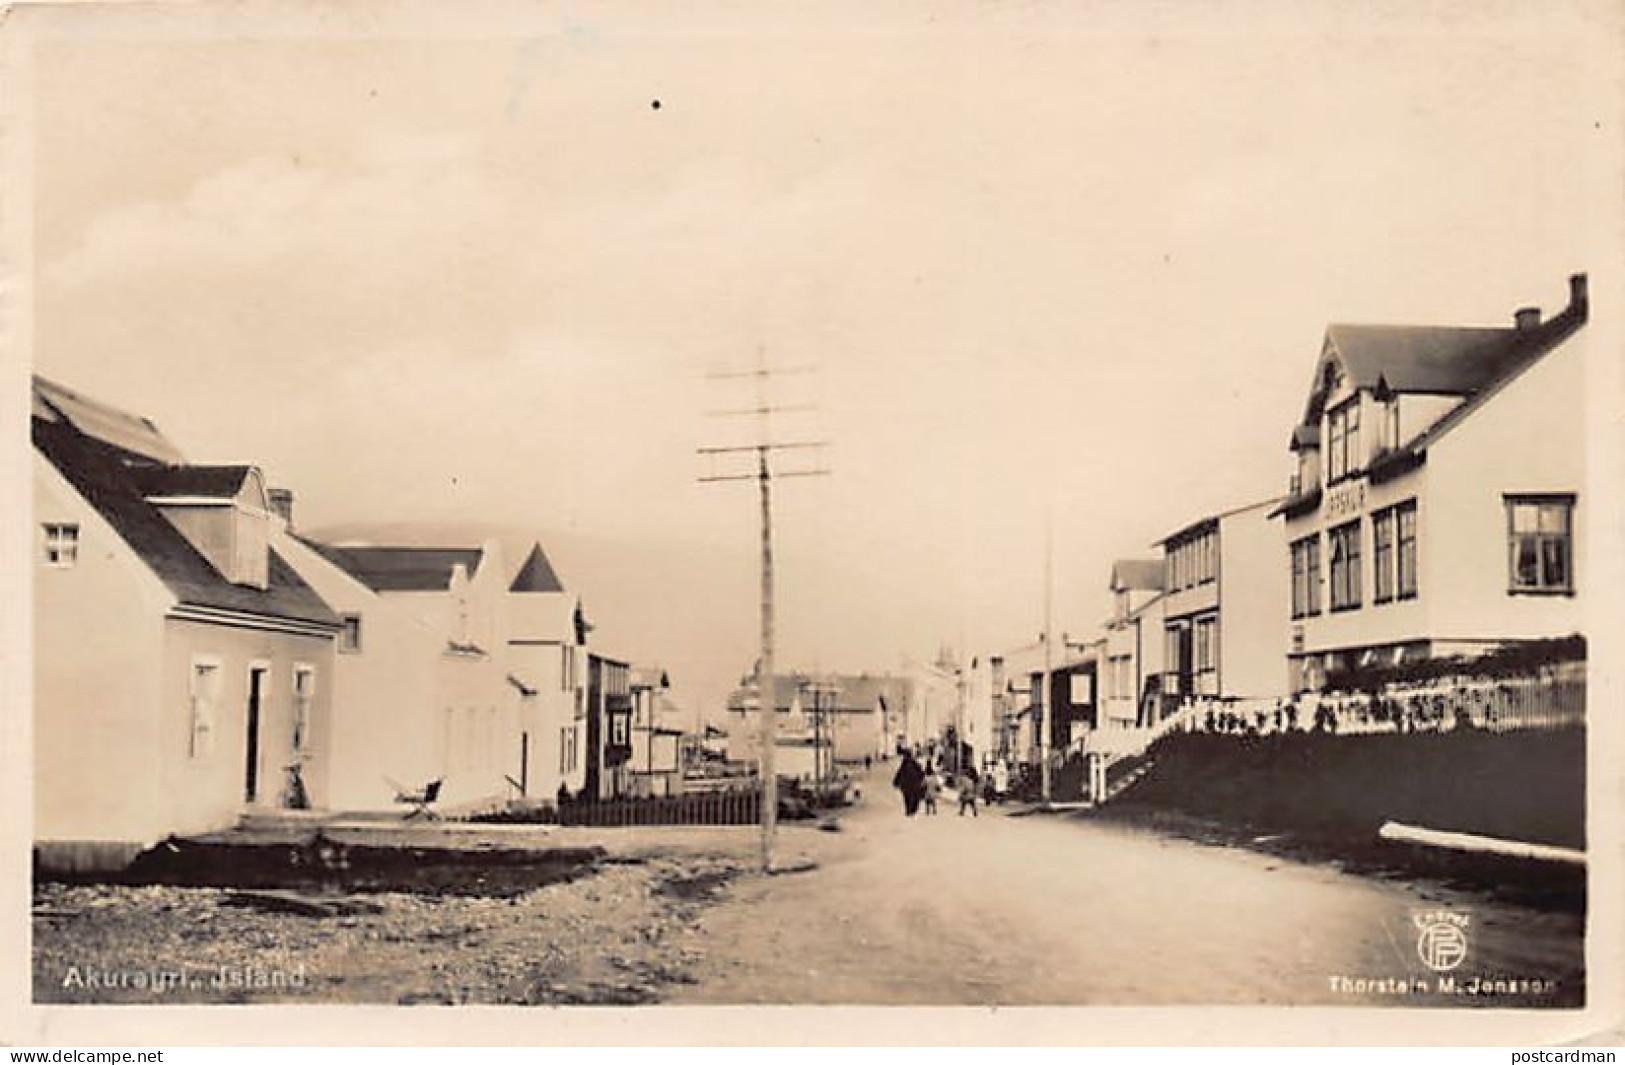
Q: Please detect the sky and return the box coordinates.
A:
[19,0,1621,716]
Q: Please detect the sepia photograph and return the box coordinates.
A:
[3,0,1622,1047]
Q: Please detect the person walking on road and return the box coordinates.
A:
[923,764,941,816]
[892,750,926,817]
[957,766,980,817]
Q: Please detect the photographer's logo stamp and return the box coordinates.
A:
[1413,911,1470,973]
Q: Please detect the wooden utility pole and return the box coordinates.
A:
[699,353,827,872]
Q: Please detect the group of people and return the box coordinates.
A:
[889,749,986,818]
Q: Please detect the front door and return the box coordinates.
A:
[245,666,268,802]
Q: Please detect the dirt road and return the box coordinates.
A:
[674,771,1584,1007]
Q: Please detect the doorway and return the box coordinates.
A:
[245,665,269,803]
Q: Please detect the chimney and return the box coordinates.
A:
[1514,307,1541,331]
[267,488,294,527]
[1569,272,1588,313]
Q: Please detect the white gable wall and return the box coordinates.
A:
[1424,330,1586,643]
[33,456,171,850]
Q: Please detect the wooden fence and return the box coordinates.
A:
[558,787,763,827]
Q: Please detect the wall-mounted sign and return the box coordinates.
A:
[1325,479,1367,521]
[1069,673,1093,705]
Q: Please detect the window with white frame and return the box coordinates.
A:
[1329,520,1362,612]
[42,523,79,568]
[188,658,221,759]
[1372,509,1395,603]
[291,665,315,751]
[1290,535,1322,618]
[1326,398,1362,482]
[1507,495,1575,594]
[1195,615,1218,673]
[1372,499,1418,604]
[1397,502,1418,599]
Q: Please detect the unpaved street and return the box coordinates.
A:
[674,770,1584,1007]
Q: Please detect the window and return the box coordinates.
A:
[559,725,579,773]
[1507,495,1575,594]
[561,645,579,691]
[42,523,79,568]
[339,614,363,654]
[1329,521,1362,612]
[1326,398,1362,482]
[1372,510,1394,603]
[1195,615,1218,673]
[188,658,220,759]
[291,665,315,751]
[1290,536,1322,618]
[1397,502,1418,599]
[611,712,629,747]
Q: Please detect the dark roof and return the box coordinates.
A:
[509,543,564,593]
[32,375,187,466]
[130,465,254,500]
[1110,559,1164,592]
[300,542,484,592]
[33,416,339,628]
[1324,323,1522,395]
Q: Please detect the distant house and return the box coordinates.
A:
[1101,559,1166,727]
[587,653,633,799]
[627,666,685,797]
[725,667,910,771]
[1155,496,1288,706]
[1272,273,1589,691]
[32,377,341,870]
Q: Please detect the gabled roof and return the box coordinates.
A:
[1109,559,1164,593]
[300,543,484,593]
[1323,324,1521,395]
[509,543,564,593]
[631,666,670,691]
[1298,275,1589,433]
[33,416,338,628]
[131,465,256,501]
[1155,494,1285,547]
[32,375,187,466]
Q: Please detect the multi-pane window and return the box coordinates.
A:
[42,523,79,568]
[1374,500,1419,603]
[1328,521,1362,611]
[1195,616,1218,673]
[188,659,220,759]
[1290,535,1322,618]
[291,665,315,751]
[1397,502,1418,598]
[1326,398,1362,482]
[1372,510,1395,603]
[1165,530,1218,592]
[1507,496,1575,594]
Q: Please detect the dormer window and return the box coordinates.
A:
[1326,397,1362,483]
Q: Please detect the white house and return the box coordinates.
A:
[33,377,341,870]
[1273,273,1589,690]
[1100,559,1166,727]
[289,534,590,810]
[1156,496,1289,706]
